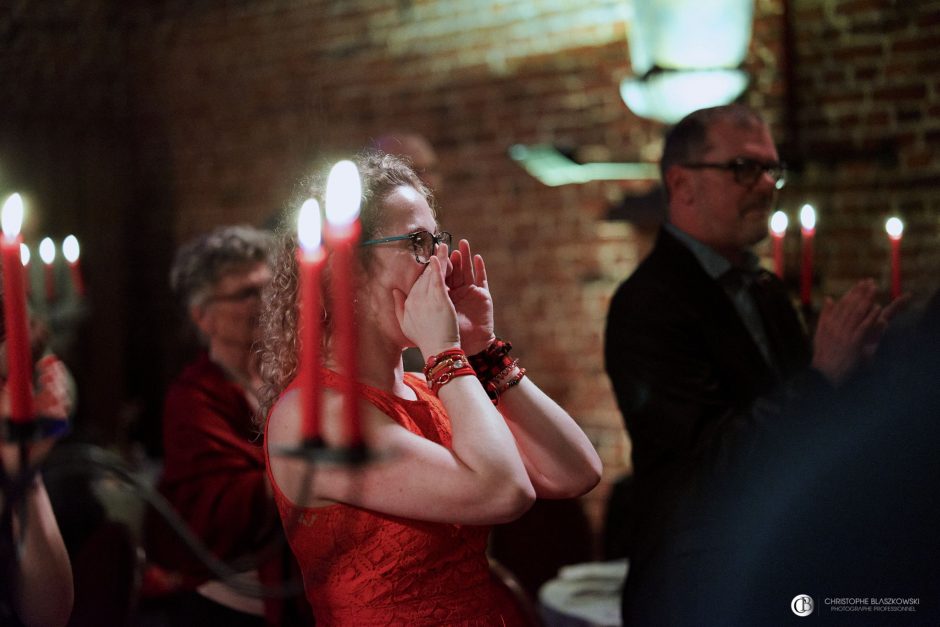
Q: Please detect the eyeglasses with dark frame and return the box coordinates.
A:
[360,230,453,265]
[680,157,787,190]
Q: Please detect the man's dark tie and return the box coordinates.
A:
[749,269,812,380]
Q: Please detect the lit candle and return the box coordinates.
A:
[324,160,363,447]
[799,204,816,307]
[62,235,86,297]
[885,216,904,300]
[39,236,56,303]
[1,194,35,424]
[20,243,31,296]
[769,210,788,279]
[297,198,326,444]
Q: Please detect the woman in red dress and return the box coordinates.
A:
[258,152,602,626]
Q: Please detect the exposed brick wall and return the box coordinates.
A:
[1,0,938,547]
[786,0,940,303]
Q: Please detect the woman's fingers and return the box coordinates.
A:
[408,257,450,308]
[448,248,461,283]
[428,255,448,291]
[400,256,460,356]
[459,239,474,286]
[473,254,487,289]
[437,241,450,266]
[446,250,462,289]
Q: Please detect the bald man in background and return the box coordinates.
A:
[373,132,443,193]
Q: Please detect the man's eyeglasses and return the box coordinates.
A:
[360,230,453,265]
[680,157,787,190]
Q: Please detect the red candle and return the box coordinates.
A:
[799,204,816,307]
[39,236,56,302]
[769,210,788,279]
[324,160,363,447]
[1,194,35,424]
[63,235,86,297]
[885,217,903,300]
[297,199,326,443]
[19,243,31,297]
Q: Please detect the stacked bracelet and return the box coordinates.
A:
[423,348,475,394]
[468,338,526,405]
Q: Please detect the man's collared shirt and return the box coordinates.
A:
[664,223,778,373]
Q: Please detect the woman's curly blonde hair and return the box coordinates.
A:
[255,151,432,425]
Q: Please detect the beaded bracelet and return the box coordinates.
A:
[468,338,526,404]
[423,348,475,395]
[494,364,526,397]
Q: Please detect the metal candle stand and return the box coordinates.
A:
[274,438,374,466]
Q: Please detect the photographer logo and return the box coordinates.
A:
[792,595,814,617]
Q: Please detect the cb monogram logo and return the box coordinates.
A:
[791,594,814,617]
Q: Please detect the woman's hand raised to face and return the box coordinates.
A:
[446,239,495,356]
[393,254,460,359]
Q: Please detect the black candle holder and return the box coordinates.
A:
[274,439,374,466]
[0,417,69,444]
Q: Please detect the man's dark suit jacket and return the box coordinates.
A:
[604,226,813,621]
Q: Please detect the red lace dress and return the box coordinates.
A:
[265,370,528,626]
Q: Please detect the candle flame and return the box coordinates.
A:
[769,211,788,235]
[324,160,362,228]
[2,193,24,237]
[63,235,80,263]
[885,217,904,240]
[297,198,323,252]
[799,204,816,231]
[20,243,30,266]
[39,237,56,264]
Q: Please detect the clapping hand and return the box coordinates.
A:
[812,279,908,385]
[446,239,495,356]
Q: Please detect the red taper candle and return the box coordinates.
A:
[799,204,816,307]
[769,210,788,279]
[39,236,56,303]
[323,160,363,447]
[63,235,86,297]
[1,194,35,424]
[885,217,903,300]
[297,199,326,443]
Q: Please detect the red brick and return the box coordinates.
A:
[892,33,940,54]
[832,43,885,60]
[835,0,885,13]
[873,84,928,101]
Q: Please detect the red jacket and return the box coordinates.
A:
[145,352,310,625]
